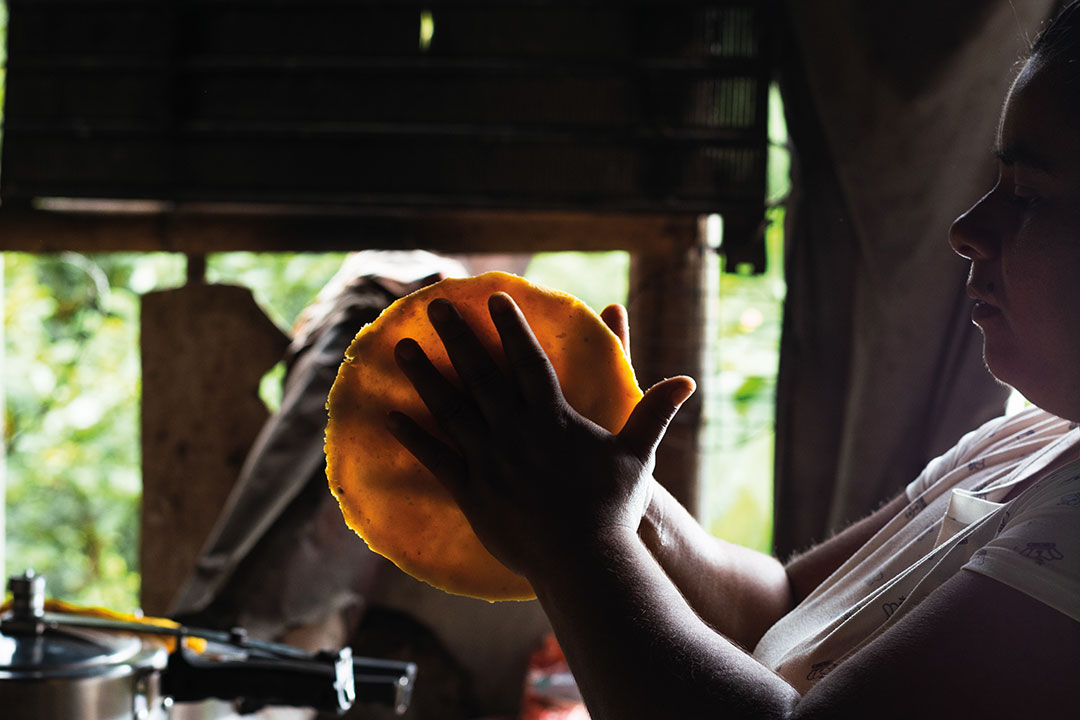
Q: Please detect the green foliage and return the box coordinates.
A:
[701,208,786,550]
[207,252,349,333]
[4,253,184,610]
[207,253,350,413]
[767,83,792,205]
[3,252,348,609]
[3,236,785,607]
[700,83,789,551]
[524,251,629,312]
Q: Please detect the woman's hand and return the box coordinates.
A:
[600,303,630,356]
[386,292,694,582]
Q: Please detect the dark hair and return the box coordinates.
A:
[1033,1,1080,71]
[1031,1,1080,118]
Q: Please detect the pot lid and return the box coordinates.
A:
[0,625,144,675]
[0,571,166,680]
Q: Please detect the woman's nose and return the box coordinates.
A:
[949,190,1001,261]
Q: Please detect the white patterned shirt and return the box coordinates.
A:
[754,406,1080,693]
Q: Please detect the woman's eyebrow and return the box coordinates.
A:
[994,143,1057,175]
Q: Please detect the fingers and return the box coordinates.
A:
[394,338,486,442]
[618,376,696,463]
[386,411,469,497]
[600,303,630,357]
[487,293,562,406]
[426,298,512,420]
[398,293,564,440]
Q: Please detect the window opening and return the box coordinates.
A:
[3,253,185,608]
[700,82,788,552]
[419,9,435,53]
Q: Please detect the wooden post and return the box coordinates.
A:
[628,220,711,518]
[139,280,289,615]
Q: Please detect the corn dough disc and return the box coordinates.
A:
[325,272,642,601]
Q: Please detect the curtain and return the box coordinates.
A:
[773,0,1058,556]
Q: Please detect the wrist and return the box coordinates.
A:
[639,478,669,551]
[531,524,643,598]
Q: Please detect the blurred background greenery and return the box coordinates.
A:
[0,0,789,610]
[1,250,649,610]
[5,254,184,608]
[699,82,788,550]
[3,238,785,611]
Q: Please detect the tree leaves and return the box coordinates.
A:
[4,253,182,609]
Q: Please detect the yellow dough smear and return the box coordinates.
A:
[325,272,642,601]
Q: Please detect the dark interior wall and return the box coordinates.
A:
[0,1,769,251]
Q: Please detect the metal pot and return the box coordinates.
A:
[0,572,416,720]
[0,572,169,719]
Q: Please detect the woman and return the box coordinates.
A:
[386,5,1080,717]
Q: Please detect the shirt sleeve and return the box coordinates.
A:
[904,408,1059,502]
[962,468,1080,621]
[904,418,999,502]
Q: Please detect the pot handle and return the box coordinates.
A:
[163,644,416,716]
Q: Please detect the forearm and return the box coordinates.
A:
[640,481,793,649]
[533,529,800,720]
[782,492,908,602]
[642,481,910,648]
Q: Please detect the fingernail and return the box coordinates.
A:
[396,339,422,362]
[671,380,696,407]
[488,292,513,313]
[428,299,453,322]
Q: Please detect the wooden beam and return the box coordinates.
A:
[0,204,700,255]
[628,219,711,517]
[140,283,290,615]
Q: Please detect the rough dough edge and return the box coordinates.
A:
[324,272,640,601]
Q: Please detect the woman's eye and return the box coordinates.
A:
[1009,187,1040,210]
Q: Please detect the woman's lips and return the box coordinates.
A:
[972,300,1003,323]
[966,282,1002,324]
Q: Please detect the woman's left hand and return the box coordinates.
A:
[386,292,694,582]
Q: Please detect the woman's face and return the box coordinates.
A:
[949,57,1080,421]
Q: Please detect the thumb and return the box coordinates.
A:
[618,376,696,462]
[600,304,630,357]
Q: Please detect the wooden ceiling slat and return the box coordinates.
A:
[0,205,702,254]
[3,136,762,211]
[1,0,770,266]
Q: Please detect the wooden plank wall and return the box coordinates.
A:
[2,0,769,259]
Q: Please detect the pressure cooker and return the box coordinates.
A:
[0,571,416,719]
